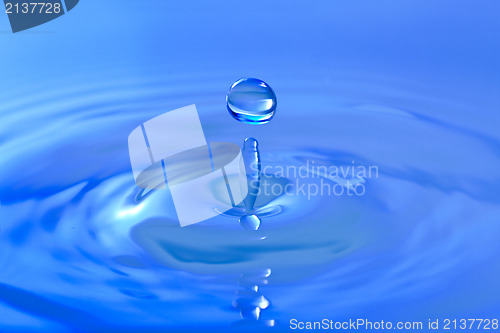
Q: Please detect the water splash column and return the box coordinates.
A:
[226,77,277,325]
[239,137,262,230]
[226,77,277,231]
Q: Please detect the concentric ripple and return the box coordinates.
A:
[1,71,499,330]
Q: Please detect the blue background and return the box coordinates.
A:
[0,1,499,332]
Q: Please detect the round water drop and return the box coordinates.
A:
[226,78,277,125]
[240,214,261,231]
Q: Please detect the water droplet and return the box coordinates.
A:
[240,214,261,230]
[226,78,277,125]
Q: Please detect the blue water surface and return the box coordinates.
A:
[0,1,499,332]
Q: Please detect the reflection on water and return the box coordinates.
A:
[233,268,274,326]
